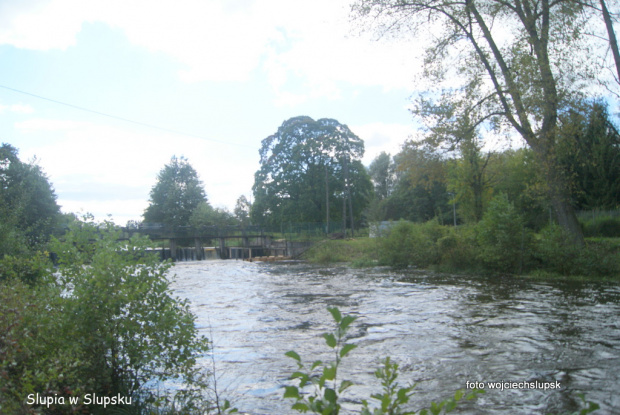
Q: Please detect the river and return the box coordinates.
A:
[169,260,620,414]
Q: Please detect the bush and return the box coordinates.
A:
[534,225,582,275]
[476,194,531,273]
[303,238,379,265]
[379,220,444,269]
[437,226,480,272]
[0,280,86,415]
[1,216,214,414]
[0,251,52,285]
[49,218,211,403]
[534,225,620,277]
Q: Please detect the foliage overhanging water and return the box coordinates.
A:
[170,260,620,414]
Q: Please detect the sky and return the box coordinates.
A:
[0,0,429,225]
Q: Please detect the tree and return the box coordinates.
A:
[0,143,60,256]
[352,0,596,245]
[383,141,451,223]
[491,148,548,229]
[556,100,620,209]
[189,202,236,228]
[368,151,395,200]
[144,156,207,227]
[234,195,252,226]
[447,133,496,223]
[251,116,372,232]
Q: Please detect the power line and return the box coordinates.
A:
[0,84,252,149]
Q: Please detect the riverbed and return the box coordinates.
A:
[169,260,620,414]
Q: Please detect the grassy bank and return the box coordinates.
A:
[301,228,620,281]
[301,237,380,267]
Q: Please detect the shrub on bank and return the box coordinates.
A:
[534,225,582,275]
[0,251,51,285]
[303,238,379,264]
[532,225,620,277]
[373,199,619,277]
[476,194,532,274]
[379,220,444,269]
[0,217,213,415]
[436,226,480,273]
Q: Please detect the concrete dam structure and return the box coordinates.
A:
[120,224,312,261]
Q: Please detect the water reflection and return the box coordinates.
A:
[170,261,620,414]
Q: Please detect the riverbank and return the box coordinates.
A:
[301,237,380,267]
[301,234,620,281]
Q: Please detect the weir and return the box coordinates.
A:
[120,224,309,261]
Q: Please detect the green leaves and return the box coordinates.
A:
[324,333,337,348]
[419,388,485,415]
[144,155,208,227]
[286,350,302,363]
[328,306,342,323]
[284,307,358,415]
[284,386,301,399]
[340,343,357,358]
[252,117,372,228]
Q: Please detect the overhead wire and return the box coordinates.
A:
[0,84,253,149]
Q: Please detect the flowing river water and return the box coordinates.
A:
[169,260,620,414]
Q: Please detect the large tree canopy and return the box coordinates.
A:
[143,156,207,227]
[251,116,372,230]
[352,0,605,245]
[0,143,60,256]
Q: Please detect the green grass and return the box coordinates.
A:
[301,238,379,265]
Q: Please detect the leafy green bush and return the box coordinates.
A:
[49,218,211,405]
[476,194,531,273]
[1,216,215,414]
[534,225,582,275]
[379,220,444,269]
[303,238,379,265]
[0,251,51,285]
[534,225,620,277]
[0,279,86,415]
[436,226,479,272]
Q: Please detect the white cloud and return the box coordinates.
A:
[15,117,259,223]
[351,122,418,164]
[0,103,35,114]
[0,0,423,95]
[0,0,93,50]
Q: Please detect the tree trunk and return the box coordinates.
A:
[536,145,586,246]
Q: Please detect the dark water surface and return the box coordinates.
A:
[170,260,620,414]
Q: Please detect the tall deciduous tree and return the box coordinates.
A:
[234,195,252,226]
[144,156,207,227]
[0,143,60,256]
[251,116,372,231]
[557,100,620,209]
[353,0,597,245]
[368,151,395,200]
[388,141,451,223]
